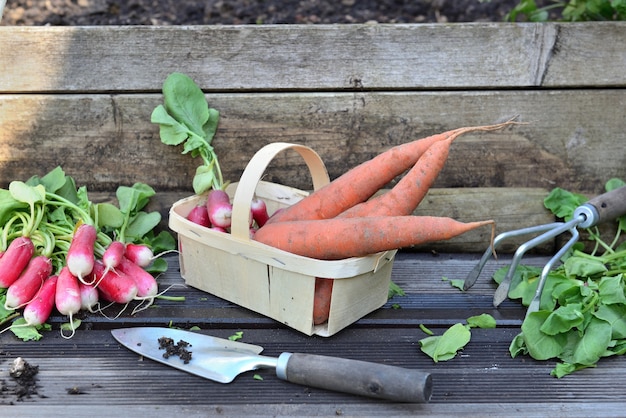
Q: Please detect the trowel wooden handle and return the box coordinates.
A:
[576,186,626,228]
[275,352,432,403]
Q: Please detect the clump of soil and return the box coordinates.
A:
[1,357,41,403]
[158,336,193,364]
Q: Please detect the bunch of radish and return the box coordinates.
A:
[186,189,270,236]
[0,167,175,340]
[1,226,159,339]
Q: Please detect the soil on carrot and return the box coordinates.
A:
[2,0,529,26]
[0,356,41,404]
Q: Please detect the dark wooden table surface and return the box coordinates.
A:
[2,252,626,417]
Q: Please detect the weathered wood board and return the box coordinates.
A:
[0,23,624,253]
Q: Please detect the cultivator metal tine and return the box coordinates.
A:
[525,227,580,318]
[492,219,581,307]
[462,223,562,291]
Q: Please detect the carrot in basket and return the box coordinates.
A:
[255,216,495,260]
[313,278,334,325]
[337,135,455,218]
[266,120,517,224]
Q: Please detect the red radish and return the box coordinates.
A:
[250,197,270,227]
[90,260,138,304]
[66,223,97,283]
[55,266,82,339]
[22,275,58,327]
[79,282,99,312]
[117,256,158,298]
[187,204,211,227]
[124,243,153,268]
[102,240,126,274]
[0,236,35,288]
[5,255,53,310]
[206,189,233,228]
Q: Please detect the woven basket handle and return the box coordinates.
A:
[231,142,330,240]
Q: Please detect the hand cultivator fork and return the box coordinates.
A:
[463,186,626,318]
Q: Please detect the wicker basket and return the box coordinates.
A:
[168,142,396,336]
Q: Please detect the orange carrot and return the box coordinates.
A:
[338,135,454,218]
[255,216,495,260]
[313,277,334,325]
[266,120,517,224]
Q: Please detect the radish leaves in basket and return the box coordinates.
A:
[151,72,223,194]
[501,178,626,377]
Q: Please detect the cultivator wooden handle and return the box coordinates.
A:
[575,185,626,228]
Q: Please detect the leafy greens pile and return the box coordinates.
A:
[500,178,626,377]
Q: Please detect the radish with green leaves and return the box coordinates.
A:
[251,197,270,227]
[124,243,154,268]
[90,260,138,304]
[79,281,99,312]
[21,275,58,327]
[66,223,97,284]
[117,256,158,299]
[55,266,82,339]
[151,72,224,195]
[102,240,126,274]
[187,204,211,227]
[0,237,35,288]
[5,255,53,310]
[206,189,232,229]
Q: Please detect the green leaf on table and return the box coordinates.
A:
[540,303,585,335]
[551,362,594,378]
[598,275,626,305]
[467,313,496,329]
[564,256,608,278]
[559,317,612,366]
[388,280,405,299]
[419,323,471,362]
[593,304,626,339]
[9,318,50,341]
[521,311,567,360]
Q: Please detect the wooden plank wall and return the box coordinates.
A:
[1,23,625,253]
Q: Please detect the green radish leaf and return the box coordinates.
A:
[564,256,608,278]
[10,318,50,341]
[151,105,192,146]
[93,203,125,229]
[521,311,567,360]
[229,331,243,341]
[193,164,218,195]
[388,281,405,299]
[117,183,156,216]
[419,324,434,336]
[162,72,210,140]
[125,211,162,242]
[551,362,593,378]
[509,333,528,357]
[419,323,471,362]
[9,182,46,205]
[467,313,496,329]
[203,108,220,144]
[0,189,28,225]
[29,166,67,193]
[560,317,612,366]
[594,304,626,339]
[543,187,587,220]
[598,274,626,305]
[540,303,585,335]
[146,257,169,274]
